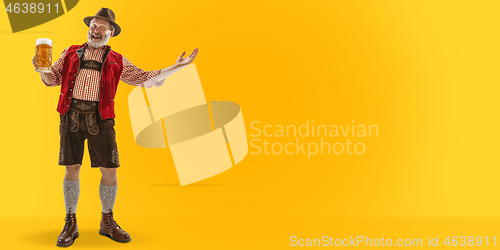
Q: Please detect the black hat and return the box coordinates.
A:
[84,7,121,37]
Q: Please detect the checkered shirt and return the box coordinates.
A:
[42,43,163,101]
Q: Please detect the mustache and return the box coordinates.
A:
[91,32,103,38]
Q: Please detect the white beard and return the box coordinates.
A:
[87,30,111,48]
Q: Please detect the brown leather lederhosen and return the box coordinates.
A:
[58,55,120,168]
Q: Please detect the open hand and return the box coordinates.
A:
[174,48,198,68]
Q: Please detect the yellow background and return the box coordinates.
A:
[1,0,500,249]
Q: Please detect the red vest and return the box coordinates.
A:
[57,43,124,119]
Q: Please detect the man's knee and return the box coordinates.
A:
[99,167,117,176]
[65,164,81,173]
[64,164,81,181]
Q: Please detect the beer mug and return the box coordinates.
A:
[35,38,52,73]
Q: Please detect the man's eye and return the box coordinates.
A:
[100,27,105,30]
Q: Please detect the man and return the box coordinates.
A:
[33,7,198,247]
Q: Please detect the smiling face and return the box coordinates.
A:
[87,18,115,48]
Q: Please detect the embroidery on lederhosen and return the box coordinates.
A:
[111,145,119,166]
[59,148,64,163]
[86,112,99,135]
[69,110,79,132]
[80,60,103,71]
[75,101,95,111]
[58,115,64,164]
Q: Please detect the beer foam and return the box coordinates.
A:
[36,38,52,46]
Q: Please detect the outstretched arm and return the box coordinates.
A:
[121,48,199,88]
[156,48,198,83]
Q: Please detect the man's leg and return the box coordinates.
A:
[64,164,81,212]
[57,164,81,247]
[99,167,131,243]
[99,167,117,212]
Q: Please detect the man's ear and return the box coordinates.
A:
[110,30,115,37]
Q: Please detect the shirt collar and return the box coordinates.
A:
[85,42,110,51]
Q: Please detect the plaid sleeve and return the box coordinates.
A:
[42,47,68,87]
[120,56,162,88]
